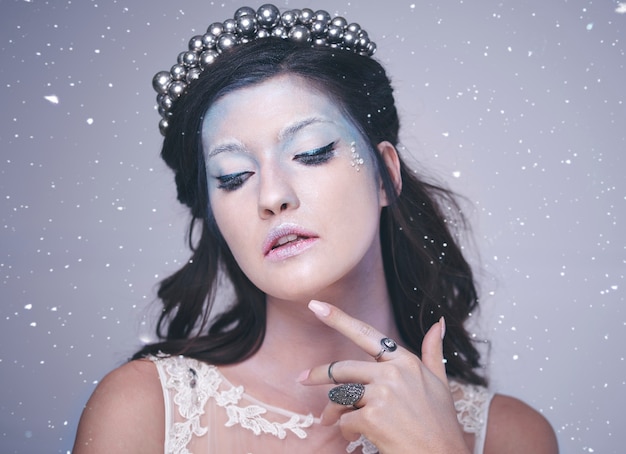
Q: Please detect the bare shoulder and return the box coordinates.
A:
[73,359,165,454]
[484,393,559,454]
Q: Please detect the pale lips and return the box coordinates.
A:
[265,233,318,261]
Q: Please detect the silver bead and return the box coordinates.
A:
[158,118,169,136]
[331,16,347,29]
[271,25,288,39]
[186,67,202,83]
[314,10,331,24]
[343,30,358,48]
[347,23,361,34]
[327,24,344,44]
[281,10,298,28]
[310,19,327,37]
[152,71,172,94]
[367,42,377,56]
[299,8,314,25]
[180,50,199,67]
[236,15,257,37]
[157,93,174,110]
[188,35,204,52]
[207,22,224,37]
[201,33,217,49]
[223,18,237,34]
[234,6,256,18]
[217,33,238,52]
[170,63,187,81]
[200,49,219,66]
[313,37,327,47]
[288,25,311,43]
[257,4,280,29]
[257,29,271,39]
[357,35,371,53]
[168,80,187,99]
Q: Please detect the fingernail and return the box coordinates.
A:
[296,369,310,383]
[309,300,330,317]
[440,316,446,340]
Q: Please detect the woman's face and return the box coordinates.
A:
[202,75,391,302]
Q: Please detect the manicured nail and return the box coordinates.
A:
[296,369,310,383]
[440,316,446,340]
[309,300,331,317]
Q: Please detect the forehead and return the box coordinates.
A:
[201,75,353,148]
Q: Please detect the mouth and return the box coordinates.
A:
[263,224,319,260]
[273,233,303,249]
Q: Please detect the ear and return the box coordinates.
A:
[377,141,402,207]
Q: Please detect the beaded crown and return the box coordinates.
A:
[152,4,377,136]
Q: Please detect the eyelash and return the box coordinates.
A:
[216,171,253,192]
[294,141,336,166]
[215,141,337,192]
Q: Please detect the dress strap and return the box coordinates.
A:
[449,380,494,454]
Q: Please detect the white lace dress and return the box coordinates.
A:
[150,355,493,454]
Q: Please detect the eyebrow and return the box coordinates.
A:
[206,141,247,158]
[277,116,331,142]
[206,116,332,158]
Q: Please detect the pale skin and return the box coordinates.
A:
[74,75,558,453]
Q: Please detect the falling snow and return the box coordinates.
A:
[0,1,624,453]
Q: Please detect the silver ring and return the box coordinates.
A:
[328,361,339,384]
[328,383,365,408]
[373,337,397,361]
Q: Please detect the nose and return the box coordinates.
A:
[257,165,299,219]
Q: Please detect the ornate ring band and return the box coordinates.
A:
[328,361,339,384]
[373,337,397,361]
[328,383,365,408]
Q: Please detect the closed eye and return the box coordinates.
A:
[294,141,336,166]
[216,171,253,191]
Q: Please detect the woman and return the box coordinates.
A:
[74,5,558,453]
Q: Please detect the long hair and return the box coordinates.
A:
[133,38,486,386]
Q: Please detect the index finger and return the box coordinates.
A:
[308,300,402,360]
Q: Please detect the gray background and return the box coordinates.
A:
[1,0,624,452]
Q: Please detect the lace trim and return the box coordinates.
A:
[449,380,491,434]
[153,356,491,454]
[347,435,379,454]
[153,355,314,453]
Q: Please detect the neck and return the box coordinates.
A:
[260,258,399,371]
[219,240,399,416]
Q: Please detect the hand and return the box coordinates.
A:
[298,300,470,454]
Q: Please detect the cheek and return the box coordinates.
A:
[208,193,248,252]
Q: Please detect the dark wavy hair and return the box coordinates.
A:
[133,38,487,386]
